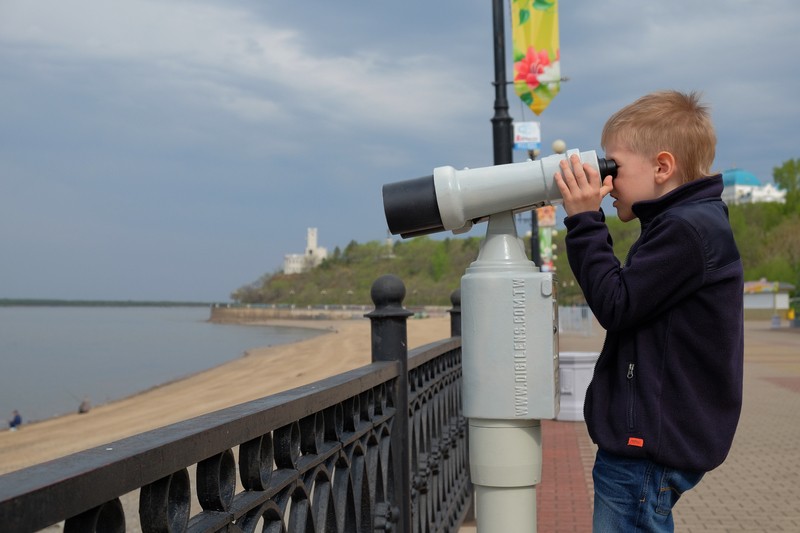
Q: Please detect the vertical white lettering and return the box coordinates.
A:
[512,279,528,416]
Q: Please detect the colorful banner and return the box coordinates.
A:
[538,226,554,272]
[511,0,561,115]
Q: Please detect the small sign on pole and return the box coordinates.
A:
[513,121,541,151]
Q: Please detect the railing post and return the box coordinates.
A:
[449,289,462,337]
[366,275,413,533]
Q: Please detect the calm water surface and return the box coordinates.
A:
[0,306,325,423]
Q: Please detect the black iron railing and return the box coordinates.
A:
[0,275,471,533]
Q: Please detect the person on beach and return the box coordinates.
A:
[78,397,92,414]
[554,90,744,532]
[8,410,22,431]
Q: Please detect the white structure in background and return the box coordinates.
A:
[382,231,396,259]
[721,168,786,205]
[743,280,794,313]
[283,228,328,274]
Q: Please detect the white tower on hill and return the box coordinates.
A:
[283,228,328,274]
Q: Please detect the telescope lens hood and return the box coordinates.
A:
[382,175,444,238]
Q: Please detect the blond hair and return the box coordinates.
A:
[601,90,716,183]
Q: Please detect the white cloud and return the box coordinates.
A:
[0,0,482,137]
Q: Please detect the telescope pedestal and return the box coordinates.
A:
[461,211,559,533]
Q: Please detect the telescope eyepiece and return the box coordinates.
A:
[598,157,618,179]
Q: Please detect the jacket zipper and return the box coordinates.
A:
[626,363,636,430]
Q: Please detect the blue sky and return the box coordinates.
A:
[1,0,798,302]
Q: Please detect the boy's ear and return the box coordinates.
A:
[654,151,677,184]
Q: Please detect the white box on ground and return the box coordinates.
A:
[557,351,599,421]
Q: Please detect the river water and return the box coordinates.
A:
[0,306,325,423]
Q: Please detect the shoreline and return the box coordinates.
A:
[4,315,344,427]
[1,317,350,430]
[0,315,455,475]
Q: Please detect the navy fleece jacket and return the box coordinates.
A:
[564,175,744,472]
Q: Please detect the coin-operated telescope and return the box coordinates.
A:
[381,149,616,533]
[383,149,616,238]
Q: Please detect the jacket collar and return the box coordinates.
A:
[632,174,724,225]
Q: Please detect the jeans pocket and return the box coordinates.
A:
[655,467,704,516]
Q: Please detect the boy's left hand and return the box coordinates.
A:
[554,154,614,216]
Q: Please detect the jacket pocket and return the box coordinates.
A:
[626,362,636,431]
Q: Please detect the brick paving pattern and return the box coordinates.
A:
[537,419,593,532]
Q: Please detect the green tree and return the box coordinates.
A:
[429,246,449,281]
[773,159,799,187]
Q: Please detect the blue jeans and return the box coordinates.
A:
[592,450,704,532]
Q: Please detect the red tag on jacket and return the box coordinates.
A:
[627,437,644,447]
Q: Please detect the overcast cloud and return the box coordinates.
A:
[1,0,797,301]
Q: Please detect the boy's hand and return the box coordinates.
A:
[554,154,614,217]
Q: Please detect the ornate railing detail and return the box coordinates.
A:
[0,276,471,533]
[408,340,470,533]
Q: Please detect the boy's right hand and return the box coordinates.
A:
[554,154,614,217]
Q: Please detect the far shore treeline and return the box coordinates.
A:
[234,160,800,307]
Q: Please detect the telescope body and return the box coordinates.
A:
[383,149,614,238]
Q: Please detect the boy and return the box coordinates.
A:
[554,90,744,532]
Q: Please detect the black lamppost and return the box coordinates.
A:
[491,0,513,167]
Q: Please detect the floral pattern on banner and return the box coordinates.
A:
[512,0,561,115]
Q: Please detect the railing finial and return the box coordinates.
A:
[369,274,409,313]
[365,275,413,362]
[449,288,462,337]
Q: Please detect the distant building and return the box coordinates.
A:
[743,279,795,321]
[283,228,328,274]
[721,168,786,205]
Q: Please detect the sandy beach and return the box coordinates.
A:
[0,316,460,475]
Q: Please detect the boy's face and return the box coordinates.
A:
[604,142,660,222]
